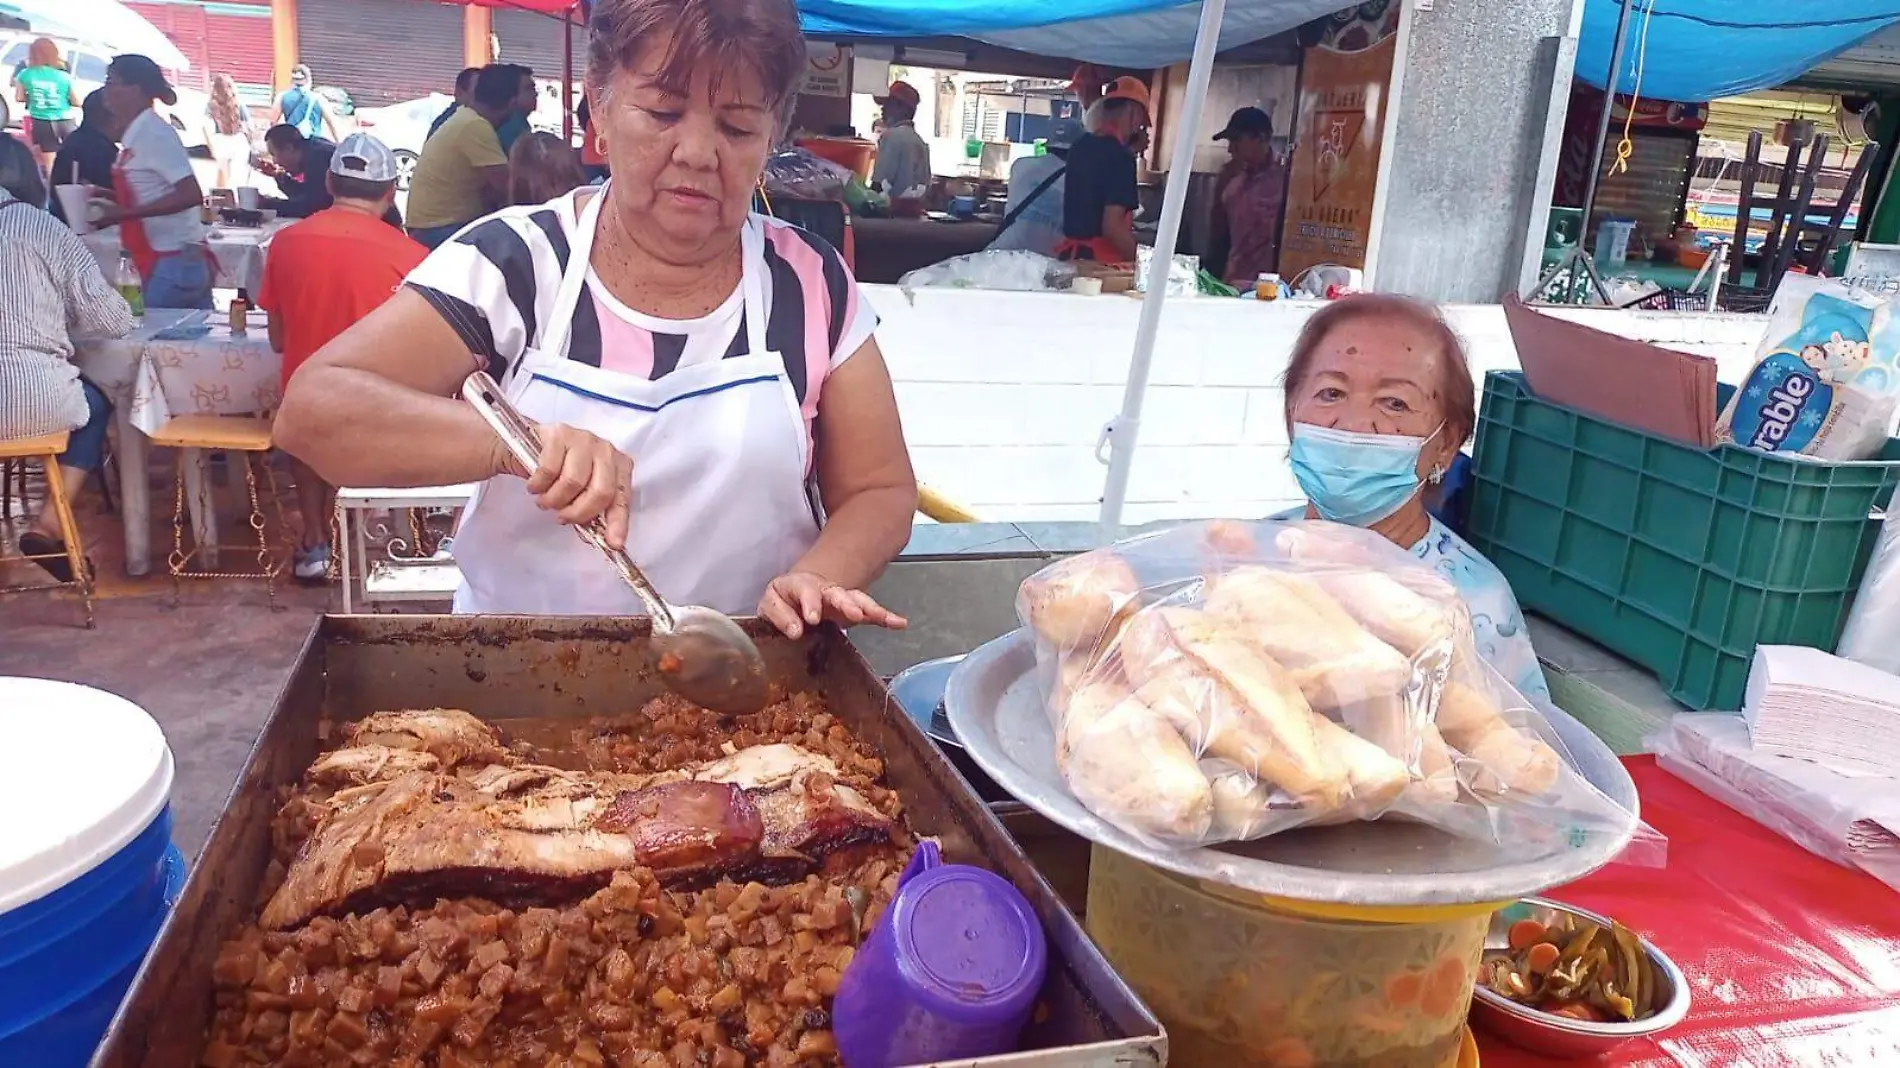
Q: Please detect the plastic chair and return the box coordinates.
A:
[0,431,94,628]
[148,414,287,609]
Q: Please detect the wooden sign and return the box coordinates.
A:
[1278,2,1400,278]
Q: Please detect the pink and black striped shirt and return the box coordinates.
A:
[405,190,876,449]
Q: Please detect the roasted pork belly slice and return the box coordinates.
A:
[695,744,844,790]
[751,777,892,860]
[342,709,508,768]
[262,744,896,929]
[261,771,642,930]
[597,781,766,882]
[306,744,441,788]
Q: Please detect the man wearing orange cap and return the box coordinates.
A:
[871,79,932,197]
[1056,75,1150,267]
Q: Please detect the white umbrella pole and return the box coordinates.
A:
[1097,0,1228,529]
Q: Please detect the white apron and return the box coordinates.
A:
[451,188,821,616]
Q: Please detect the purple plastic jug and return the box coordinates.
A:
[832,841,1048,1067]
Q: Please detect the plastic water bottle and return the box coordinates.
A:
[116,252,145,319]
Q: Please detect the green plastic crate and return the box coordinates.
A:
[1467,371,1900,711]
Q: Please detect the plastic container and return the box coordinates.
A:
[833,842,1047,1068]
[1467,371,1900,710]
[794,135,875,181]
[1086,843,1491,1068]
[1594,219,1634,267]
[1256,272,1282,301]
[0,677,179,1068]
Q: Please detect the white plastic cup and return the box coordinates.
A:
[56,186,94,235]
[1072,276,1103,296]
[235,188,261,210]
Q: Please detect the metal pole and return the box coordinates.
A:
[1097,0,1227,529]
[562,4,576,141]
[1578,0,1636,230]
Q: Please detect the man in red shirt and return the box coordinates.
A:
[258,132,428,582]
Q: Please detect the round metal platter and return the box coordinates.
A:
[944,629,1642,906]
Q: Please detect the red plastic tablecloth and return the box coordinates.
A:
[1476,757,1900,1068]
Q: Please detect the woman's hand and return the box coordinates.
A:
[500,423,634,550]
[758,571,907,639]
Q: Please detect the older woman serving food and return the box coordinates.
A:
[276,0,917,638]
[1278,293,1548,701]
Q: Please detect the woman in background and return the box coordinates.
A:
[203,74,256,190]
[0,136,134,579]
[13,39,79,174]
[507,130,586,206]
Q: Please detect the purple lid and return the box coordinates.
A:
[890,865,1047,1022]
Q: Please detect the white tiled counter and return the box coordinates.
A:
[866,286,1768,524]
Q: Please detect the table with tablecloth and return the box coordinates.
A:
[74,309,281,577]
[82,219,293,296]
[1477,756,1900,1067]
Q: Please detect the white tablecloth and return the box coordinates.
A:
[75,310,281,576]
[83,219,293,296]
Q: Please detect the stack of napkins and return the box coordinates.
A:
[1654,714,1900,892]
[1743,645,1900,776]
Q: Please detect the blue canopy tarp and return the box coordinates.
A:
[801,0,1347,69]
[1576,1,1900,103]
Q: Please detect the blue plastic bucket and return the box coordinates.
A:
[0,679,180,1068]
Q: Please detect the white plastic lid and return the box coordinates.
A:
[0,678,174,914]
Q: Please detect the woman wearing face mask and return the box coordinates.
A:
[1280,293,1548,701]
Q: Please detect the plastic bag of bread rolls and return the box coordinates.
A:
[1015,519,1649,854]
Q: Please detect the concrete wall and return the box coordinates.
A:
[867,285,1766,523]
[1367,0,1581,302]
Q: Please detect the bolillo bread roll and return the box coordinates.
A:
[1019,552,1141,650]
[1147,614,1364,813]
[1202,567,1414,709]
[1201,758,1279,841]
[1057,680,1214,843]
[1437,677,1561,797]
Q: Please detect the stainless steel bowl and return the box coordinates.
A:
[1468,897,1690,1060]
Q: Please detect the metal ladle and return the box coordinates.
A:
[461,373,771,714]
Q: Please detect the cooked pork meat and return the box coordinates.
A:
[262,729,895,930]
[305,744,441,788]
[341,708,509,767]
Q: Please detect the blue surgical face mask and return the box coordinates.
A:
[1289,422,1441,527]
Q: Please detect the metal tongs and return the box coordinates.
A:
[462,372,770,714]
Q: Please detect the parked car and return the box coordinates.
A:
[352,93,452,191]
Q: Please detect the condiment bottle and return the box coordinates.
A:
[116,252,145,319]
[229,289,250,335]
[1256,272,1282,301]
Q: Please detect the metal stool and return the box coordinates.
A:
[150,415,287,609]
[0,431,94,628]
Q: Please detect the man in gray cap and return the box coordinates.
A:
[991,116,1086,256]
[255,132,427,582]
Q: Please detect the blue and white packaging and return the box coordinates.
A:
[1717,275,1900,461]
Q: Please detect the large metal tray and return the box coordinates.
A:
[94,616,1164,1068]
[946,629,1641,907]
